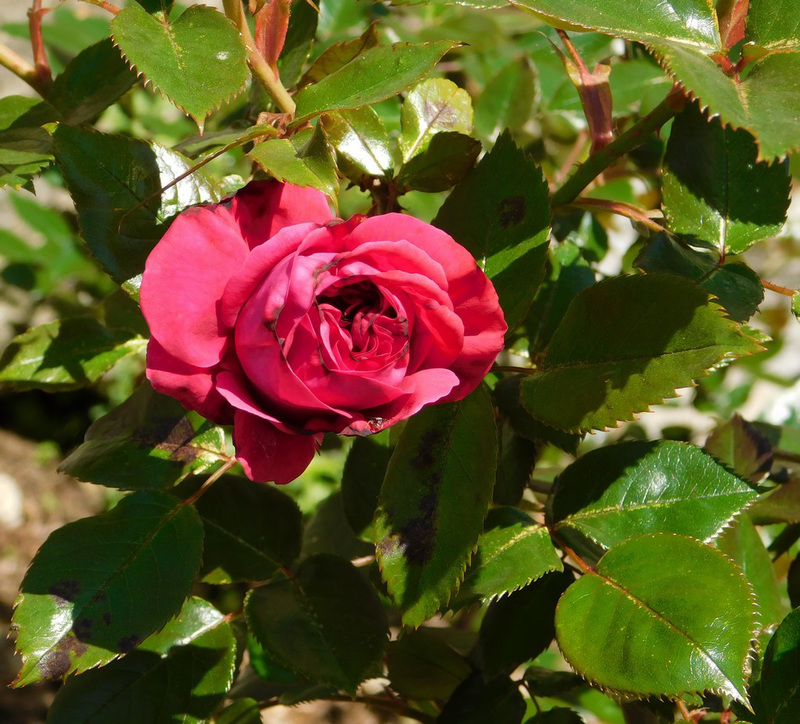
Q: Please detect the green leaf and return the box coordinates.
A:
[634,234,764,323]
[438,671,527,724]
[434,131,550,331]
[398,77,474,161]
[12,491,203,686]
[524,242,595,360]
[718,515,788,628]
[751,608,800,723]
[396,131,481,193]
[495,376,581,454]
[523,667,585,698]
[475,570,574,680]
[662,103,791,253]
[0,96,57,189]
[510,0,721,47]
[183,474,303,584]
[47,596,235,724]
[556,534,757,702]
[321,107,394,182]
[341,432,394,541]
[549,440,759,549]
[301,491,374,561]
[454,507,563,608]
[793,291,800,322]
[248,124,338,201]
[54,124,219,291]
[705,414,773,483]
[50,39,138,125]
[111,4,247,131]
[299,22,379,87]
[494,424,537,505]
[293,41,459,122]
[525,708,586,724]
[60,383,227,490]
[474,57,539,142]
[374,385,497,628]
[519,274,763,432]
[215,698,262,724]
[385,628,472,700]
[245,554,387,693]
[278,0,319,88]
[0,318,145,391]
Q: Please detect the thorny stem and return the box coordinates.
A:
[0,41,47,96]
[223,0,296,116]
[259,694,436,723]
[762,279,797,297]
[551,85,686,207]
[491,364,537,375]
[181,458,236,507]
[28,0,52,94]
[774,449,800,464]
[77,0,121,15]
[528,478,554,495]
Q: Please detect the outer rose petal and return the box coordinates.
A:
[233,410,321,484]
[146,339,233,424]
[229,180,333,249]
[141,204,249,368]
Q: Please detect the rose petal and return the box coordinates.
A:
[145,339,234,424]
[232,410,321,484]
[141,204,249,368]
[228,180,333,249]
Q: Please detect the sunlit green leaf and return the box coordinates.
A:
[111,4,247,131]
[520,274,763,432]
[556,534,757,702]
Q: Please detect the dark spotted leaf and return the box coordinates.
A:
[663,104,791,254]
[111,4,247,131]
[47,597,236,724]
[453,507,562,608]
[0,318,145,391]
[245,554,387,694]
[375,384,497,628]
[434,131,550,331]
[549,441,759,549]
[59,383,228,490]
[556,534,757,702]
[12,491,203,686]
[520,274,763,432]
[53,124,219,292]
[293,41,458,122]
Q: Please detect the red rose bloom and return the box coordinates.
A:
[140,181,507,484]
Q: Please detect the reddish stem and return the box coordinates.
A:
[28,0,52,94]
[762,279,797,297]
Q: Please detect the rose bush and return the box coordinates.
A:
[140,181,507,483]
